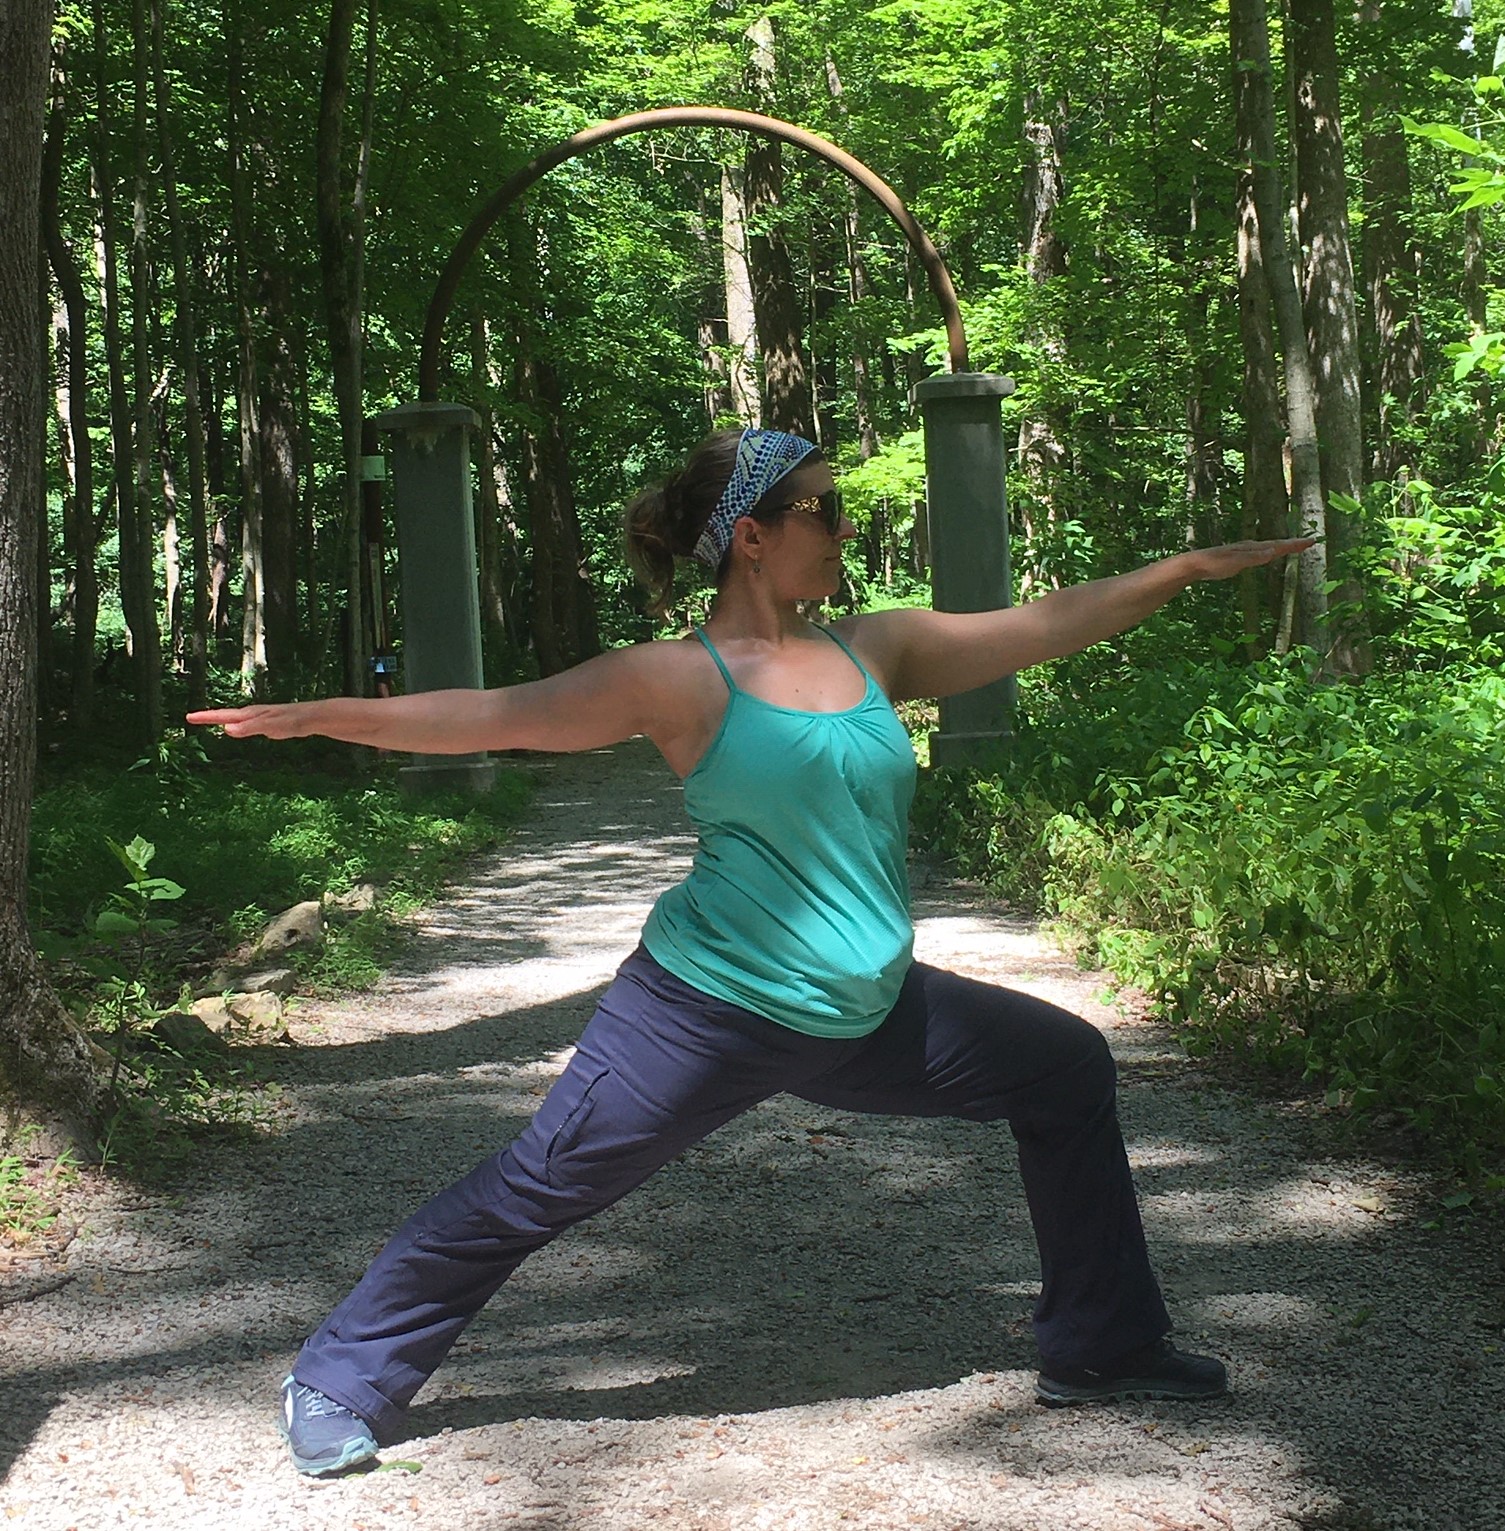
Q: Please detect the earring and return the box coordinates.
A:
[752,560,762,575]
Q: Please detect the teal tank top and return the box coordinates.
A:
[641,625,918,1037]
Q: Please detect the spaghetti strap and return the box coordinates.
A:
[818,625,879,691]
[692,626,739,692]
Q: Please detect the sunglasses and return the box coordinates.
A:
[772,489,843,535]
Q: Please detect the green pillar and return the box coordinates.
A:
[913,372,1017,770]
[372,401,498,796]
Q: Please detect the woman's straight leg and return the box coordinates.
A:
[293,948,839,1438]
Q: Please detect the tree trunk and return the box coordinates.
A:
[258,264,300,687]
[316,0,374,698]
[1233,127,1288,658]
[1016,90,1070,589]
[470,310,521,666]
[1289,0,1372,675]
[0,0,110,1145]
[41,44,99,729]
[743,15,812,436]
[157,399,184,670]
[1358,1,1424,480]
[1230,0,1331,658]
[720,165,760,424]
[1182,178,1225,549]
[88,0,135,723]
[150,0,211,706]
[226,3,266,692]
[506,216,598,675]
[127,0,163,743]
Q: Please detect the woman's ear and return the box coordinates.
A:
[731,514,771,566]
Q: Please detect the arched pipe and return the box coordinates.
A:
[418,105,968,401]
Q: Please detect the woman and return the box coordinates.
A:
[189,426,1310,1476]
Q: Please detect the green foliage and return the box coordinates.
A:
[0,1128,79,1246]
[28,754,532,1175]
[31,752,533,950]
[920,659,1505,1165]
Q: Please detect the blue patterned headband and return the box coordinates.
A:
[692,428,818,568]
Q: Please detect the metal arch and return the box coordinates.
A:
[418,105,968,401]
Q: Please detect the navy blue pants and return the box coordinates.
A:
[294,947,1170,1437]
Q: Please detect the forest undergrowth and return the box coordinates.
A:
[917,649,1505,1180]
[16,715,532,1187]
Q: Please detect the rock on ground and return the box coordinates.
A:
[1,740,1501,1530]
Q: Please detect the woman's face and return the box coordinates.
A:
[746,458,856,600]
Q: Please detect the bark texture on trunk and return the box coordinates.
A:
[1234,139,1289,657]
[42,47,99,729]
[316,0,371,697]
[720,166,761,424]
[1358,2,1424,479]
[258,265,300,686]
[150,0,212,706]
[1231,0,1332,657]
[127,0,163,742]
[1289,0,1372,675]
[743,16,812,436]
[227,9,266,692]
[0,0,109,1144]
[1015,90,1070,585]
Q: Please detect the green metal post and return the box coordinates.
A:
[913,372,1017,770]
[372,401,498,796]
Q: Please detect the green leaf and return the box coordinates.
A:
[93,910,140,937]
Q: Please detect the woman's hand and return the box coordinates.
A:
[185,704,315,740]
[1181,537,1316,582]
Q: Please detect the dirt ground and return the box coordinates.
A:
[2,740,1501,1531]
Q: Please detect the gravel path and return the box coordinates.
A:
[2,739,1502,1530]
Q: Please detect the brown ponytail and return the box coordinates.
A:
[624,429,828,616]
[624,429,743,616]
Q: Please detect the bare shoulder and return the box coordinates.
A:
[828,608,934,692]
[603,633,726,722]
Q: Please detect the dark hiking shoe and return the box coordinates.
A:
[279,1374,378,1476]
[1035,1337,1228,1406]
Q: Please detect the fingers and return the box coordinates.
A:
[185,706,280,738]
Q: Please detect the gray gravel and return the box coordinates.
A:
[2,738,1502,1530]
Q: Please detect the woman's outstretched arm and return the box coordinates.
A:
[845,539,1314,702]
[187,642,674,756]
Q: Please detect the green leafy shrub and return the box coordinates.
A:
[920,658,1505,1162]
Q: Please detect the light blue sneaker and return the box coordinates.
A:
[279,1374,378,1476]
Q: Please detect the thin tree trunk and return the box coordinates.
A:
[0,0,110,1144]
[315,0,374,697]
[743,15,812,436]
[157,394,183,670]
[88,0,135,720]
[1182,178,1224,549]
[1289,0,1372,675]
[1016,90,1070,591]
[127,0,162,742]
[1358,1,1425,480]
[1234,128,1288,658]
[150,0,211,706]
[508,218,599,676]
[226,4,265,692]
[1230,0,1331,659]
[41,45,99,728]
[470,310,511,666]
[720,165,760,424]
[258,264,299,686]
